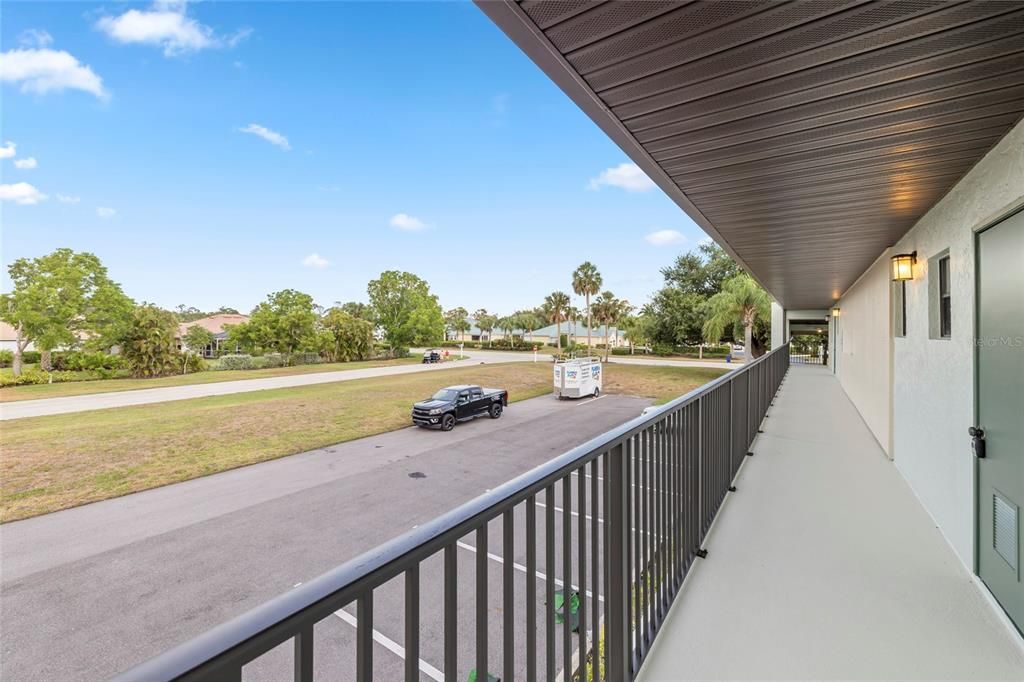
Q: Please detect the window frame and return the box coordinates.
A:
[938,255,951,338]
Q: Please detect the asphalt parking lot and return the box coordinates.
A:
[0,393,650,681]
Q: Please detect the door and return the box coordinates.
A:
[976,208,1024,633]
[455,390,472,419]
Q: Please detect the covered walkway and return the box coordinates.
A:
[638,365,1024,680]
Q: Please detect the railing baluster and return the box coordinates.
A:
[294,623,313,682]
[405,566,420,682]
[639,428,648,652]
[577,465,587,682]
[357,592,373,682]
[526,496,537,682]
[630,430,638,663]
[562,476,572,682]
[590,456,601,682]
[477,525,488,682]
[546,484,556,682]
[605,441,630,682]
[445,544,457,681]
[504,510,515,682]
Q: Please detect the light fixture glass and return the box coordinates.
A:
[831,308,840,317]
[891,252,917,281]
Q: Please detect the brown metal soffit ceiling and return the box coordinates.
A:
[477,0,1024,308]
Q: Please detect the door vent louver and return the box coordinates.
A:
[993,491,1019,573]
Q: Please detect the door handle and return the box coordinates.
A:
[969,426,986,459]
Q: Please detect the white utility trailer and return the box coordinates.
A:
[553,356,603,399]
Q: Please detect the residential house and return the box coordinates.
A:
[176,314,250,358]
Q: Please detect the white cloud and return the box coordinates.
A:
[56,193,81,203]
[389,213,427,231]
[19,29,54,48]
[96,207,116,218]
[0,141,15,158]
[301,253,330,269]
[13,157,38,169]
[238,123,290,151]
[644,229,685,246]
[0,48,107,99]
[587,162,657,193]
[96,1,251,57]
[0,182,47,205]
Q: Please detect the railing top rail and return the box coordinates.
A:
[115,343,789,682]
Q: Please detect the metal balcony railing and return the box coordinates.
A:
[114,344,790,682]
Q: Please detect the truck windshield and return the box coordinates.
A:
[432,389,459,401]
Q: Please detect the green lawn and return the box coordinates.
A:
[0,356,420,402]
[1,362,726,522]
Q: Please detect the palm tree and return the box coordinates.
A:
[702,274,771,360]
[474,308,495,346]
[544,291,570,350]
[572,262,602,351]
[591,291,619,362]
[614,298,633,350]
[497,315,516,348]
[567,305,580,344]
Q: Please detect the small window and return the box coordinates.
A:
[894,281,906,338]
[939,255,951,338]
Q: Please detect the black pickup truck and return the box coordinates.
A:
[412,384,508,430]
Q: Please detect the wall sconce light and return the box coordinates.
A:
[891,251,917,281]
[831,308,841,317]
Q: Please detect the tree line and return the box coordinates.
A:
[440,247,771,361]
[1,249,446,378]
[2,243,772,380]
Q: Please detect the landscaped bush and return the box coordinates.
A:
[21,351,41,365]
[1,369,80,387]
[0,349,12,368]
[217,354,256,370]
[52,351,125,372]
[373,345,409,359]
[440,341,482,349]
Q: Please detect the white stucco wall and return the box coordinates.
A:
[887,119,1024,567]
[836,250,893,456]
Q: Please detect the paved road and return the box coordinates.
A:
[0,393,650,681]
[0,352,730,421]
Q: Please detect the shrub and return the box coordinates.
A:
[21,351,41,364]
[440,341,482,349]
[183,354,207,373]
[218,354,255,370]
[0,369,77,387]
[52,351,125,372]
[0,349,12,368]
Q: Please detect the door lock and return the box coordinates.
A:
[969,426,986,459]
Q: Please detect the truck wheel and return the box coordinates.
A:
[593,387,601,398]
[441,414,456,431]
[489,403,503,419]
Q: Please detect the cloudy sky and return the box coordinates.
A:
[1,0,707,315]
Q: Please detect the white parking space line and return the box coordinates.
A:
[332,608,445,682]
[570,395,606,406]
[455,541,603,603]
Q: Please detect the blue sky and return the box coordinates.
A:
[1,0,707,315]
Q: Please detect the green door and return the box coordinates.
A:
[976,208,1024,633]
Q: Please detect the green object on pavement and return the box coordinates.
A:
[553,588,581,632]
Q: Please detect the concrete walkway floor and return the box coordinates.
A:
[637,365,1024,680]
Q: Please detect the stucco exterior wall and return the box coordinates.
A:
[888,119,1024,567]
[836,250,893,456]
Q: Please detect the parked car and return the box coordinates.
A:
[412,384,508,430]
[422,349,441,363]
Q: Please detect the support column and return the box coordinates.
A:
[771,301,787,349]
